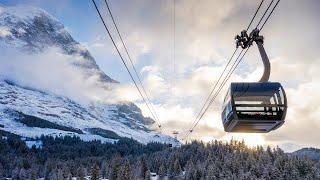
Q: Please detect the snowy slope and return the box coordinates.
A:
[0,80,178,145]
[0,5,179,145]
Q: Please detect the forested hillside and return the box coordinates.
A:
[0,134,319,179]
[293,148,320,161]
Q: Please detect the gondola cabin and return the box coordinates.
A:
[222,82,287,133]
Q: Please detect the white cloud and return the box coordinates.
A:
[0,46,122,104]
[263,81,320,149]
[0,26,11,37]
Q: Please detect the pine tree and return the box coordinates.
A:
[158,163,166,179]
[110,155,122,180]
[167,156,175,179]
[56,168,64,180]
[91,164,100,180]
[11,167,20,180]
[101,160,109,179]
[144,170,151,180]
[174,159,182,176]
[67,172,73,180]
[19,168,28,180]
[29,165,38,180]
[206,164,218,180]
[117,159,133,180]
[0,163,3,179]
[77,166,86,180]
[138,157,148,179]
[48,169,58,180]
[185,161,201,180]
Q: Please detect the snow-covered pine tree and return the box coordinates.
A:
[56,168,64,180]
[18,168,28,180]
[158,162,166,180]
[173,159,182,177]
[144,170,151,180]
[138,157,148,179]
[91,164,100,180]
[117,159,133,180]
[77,166,86,180]
[110,155,123,180]
[101,160,109,179]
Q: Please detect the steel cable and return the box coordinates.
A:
[92,0,161,128]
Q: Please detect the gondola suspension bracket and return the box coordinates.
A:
[235,29,270,82]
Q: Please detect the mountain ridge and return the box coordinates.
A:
[292,148,320,161]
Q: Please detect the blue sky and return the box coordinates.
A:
[0,0,95,42]
[1,0,320,151]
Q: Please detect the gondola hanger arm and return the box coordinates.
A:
[235,28,270,82]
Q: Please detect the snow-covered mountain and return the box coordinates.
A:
[0,5,115,83]
[0,5,179,145]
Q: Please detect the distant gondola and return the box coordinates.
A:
[221,29,287,133]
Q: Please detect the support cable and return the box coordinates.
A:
[260,0,280,30]
[193,48,238,127]
[256,0,275,29]
[172,0,176,97]
[246,0,264,31]
[103,0,162,128]
[91,0,161,129]
[183,49,249,140]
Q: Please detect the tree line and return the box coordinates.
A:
[0,134,319,179]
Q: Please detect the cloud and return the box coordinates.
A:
[0,46,122,104]
[264,81,320,148]
[0,26,11,37]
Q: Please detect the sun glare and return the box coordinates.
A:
[223,133,266,147]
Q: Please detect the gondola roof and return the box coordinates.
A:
[231,82,283,97]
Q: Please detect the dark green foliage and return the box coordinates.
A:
[158,163,166,179]
[14,111,83,134]
[117,159,133,180]
[101,161,109,179]
[110,155,122,180]
[144,170,151,180]
[90,164,100,180]
[0,134,169,179]
[0,129,20,138]
[0,163,3,179]
[138,157,148,179]
[85,128,121,139]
